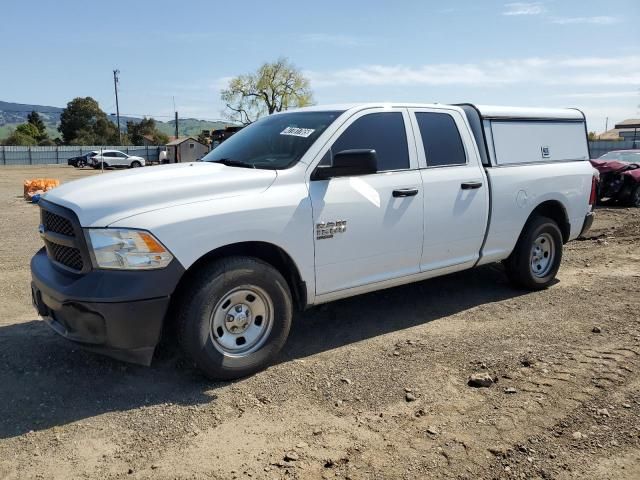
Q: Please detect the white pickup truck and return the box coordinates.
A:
[31,103,596,379]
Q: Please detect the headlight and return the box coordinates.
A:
[86,229,173,270]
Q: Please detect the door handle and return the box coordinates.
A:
[461,181,483,190]
[392,188,419,197]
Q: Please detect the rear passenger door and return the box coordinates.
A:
[409,108,489,271]
[309,108,424,295]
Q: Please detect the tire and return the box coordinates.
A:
[504,216,563,290]
[629,185,640,207]
[130,160,141,168]
[77,159,86,168]
[94,162,108,169]
[177,256,293,380]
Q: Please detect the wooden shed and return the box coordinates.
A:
[166,137,209,163]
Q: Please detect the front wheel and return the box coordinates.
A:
[177,257,293,380]
[505,216,563,290]
[130,160,142,168]
[77,159,86,168]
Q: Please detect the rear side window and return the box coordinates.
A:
[331,112,409,171]
[416,112,466,167]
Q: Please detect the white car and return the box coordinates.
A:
[31,103,596,379]
[91,150,145,169]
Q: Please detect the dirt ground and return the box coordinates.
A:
[0,166,638,480]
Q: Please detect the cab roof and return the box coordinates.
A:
[291,103,585,121]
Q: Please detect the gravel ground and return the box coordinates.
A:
[0,166,639,480]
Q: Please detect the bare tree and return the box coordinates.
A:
[221,58,314,125]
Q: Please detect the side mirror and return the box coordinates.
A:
[312,149,378,180]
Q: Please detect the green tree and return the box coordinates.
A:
[221,57,314,125]
[126,117,169,145]
[15,123,40,139]
[59,97,120,145]
[27,111,48,141]
[3,129,37,146]
[588,131,597,141]
[197,131,210,146]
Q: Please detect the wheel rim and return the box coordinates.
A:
[209,285,273,356]
[530,232,555,278]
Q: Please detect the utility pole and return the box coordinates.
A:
[172,96,179,140]
[113,69,121,144]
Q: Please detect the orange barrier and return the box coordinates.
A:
[23,178,60,200]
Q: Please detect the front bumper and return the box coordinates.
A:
[30,248,185,365]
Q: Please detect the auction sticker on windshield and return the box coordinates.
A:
[280,127,315,138]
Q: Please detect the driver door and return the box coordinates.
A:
[309,108,424,296]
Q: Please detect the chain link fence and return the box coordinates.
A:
[0,145,166,166]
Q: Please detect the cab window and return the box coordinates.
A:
[328,112,409,171]
[416,112,467,167]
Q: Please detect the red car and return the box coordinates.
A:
[590,150,640,207]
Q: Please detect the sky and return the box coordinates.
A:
[2,0,639,132]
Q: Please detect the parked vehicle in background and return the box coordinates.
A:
[598,150,640,163]
[590,150,640,207]
[90,150,146,169]
[67,151,98,168]
[31,103,596,380]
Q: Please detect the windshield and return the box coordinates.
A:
[202,111,344,169]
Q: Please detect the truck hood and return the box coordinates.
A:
[43,162,277,226]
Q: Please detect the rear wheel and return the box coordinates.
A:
[130,160,142,168]
[94,162,108,169]
[505,216,563,290]
[177,257,292,380]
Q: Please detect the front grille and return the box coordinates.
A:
[43,210,75,237]
[46,242,84,271]
[39,201,88,273]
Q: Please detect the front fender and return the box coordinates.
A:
[110,182,317,304]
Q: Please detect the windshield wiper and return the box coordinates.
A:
[215,158,255,169]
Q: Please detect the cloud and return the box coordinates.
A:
[303,55,640,88]
[301,33,373,47]
[210,76,233,91]
[556,91,640,99]
[551,16,621,25]
[503,2,546,16]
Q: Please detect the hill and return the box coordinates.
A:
[156,118,230,138]
[0,100,235,142]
